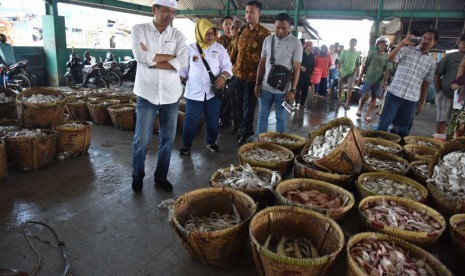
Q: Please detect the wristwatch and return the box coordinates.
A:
[289,89,296,93]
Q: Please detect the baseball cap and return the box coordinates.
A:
[154,0,178,9]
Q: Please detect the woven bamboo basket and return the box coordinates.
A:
[0,118,18,127]
[171,188,257,269]
[4,129,57,171]
[210,166,281,209]
[362,149,410,175]
[107,103,136,131]
[249,206,344,276]
[0,125,21,137]
[258,132,307,154]
[16,88,67,128]
[87,99,120,125]
[450,214,465,264]
[358,196,446,247]
[409,160,431,185]
[403,135,444,149]
[359,129,401,143]
[356,172,428,203]
[54,121,92,158]
[363,137,403,156]
[403,144,438,162]
[0,139,7,181]
[302,117,366,175]
[346,232,452,276]
[0,87,17,119]
[427,141,465,216]
[293,155,353,187]
[238,142,294,176]
[275,179,355,221]
[65,100,92,121]
[454,136,465,146]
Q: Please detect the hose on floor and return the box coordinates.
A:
[23,221,73,276]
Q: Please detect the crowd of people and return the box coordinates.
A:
[119,0,465,193]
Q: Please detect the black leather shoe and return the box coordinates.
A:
[207,144,219,152]
[179,146,190,156]
[155,178,173,192]
[238,137,248,146]
[132,179,143,193]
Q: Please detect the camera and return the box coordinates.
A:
[410,36,422,45]
[281,100,296,113]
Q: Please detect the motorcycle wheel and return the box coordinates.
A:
[14,73,32,91]
[88,77,109,89]
[109,71,122,88]
[64,74,78,89]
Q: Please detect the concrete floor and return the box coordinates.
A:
[0,86,460,276]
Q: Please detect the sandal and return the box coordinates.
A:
[365,116,373,122]
[344,104,350,110]
[356,110,362,117]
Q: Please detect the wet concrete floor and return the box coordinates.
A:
[0,85,460,275]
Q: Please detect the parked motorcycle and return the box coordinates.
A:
[64,51,110,89]
[117,59,137,82]
[1,60,35,93]
[103,52,122,88]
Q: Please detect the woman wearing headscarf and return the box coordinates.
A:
[314,44,332,97]
[179,19,233,155]
[294,41,315,108]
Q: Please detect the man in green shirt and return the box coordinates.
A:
[337,38,361,109]
[434,35,465,134]
[356,36,392,121]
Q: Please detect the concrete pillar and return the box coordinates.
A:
[42,0,67,86]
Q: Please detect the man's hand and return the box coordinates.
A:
[401,35,414,46]
[254,84,261,97]
[416,100,426,115]
[284,90,295,103]
[300,66,307,72]
[383,82,387,91]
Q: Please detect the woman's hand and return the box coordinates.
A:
[214,75,226,89]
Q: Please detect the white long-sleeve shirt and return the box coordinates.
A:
[180,42,232,101]
[131,22,188,105]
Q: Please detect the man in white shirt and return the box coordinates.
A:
[131,0,188,193]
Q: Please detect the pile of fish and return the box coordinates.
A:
[453,221,465,235]
[364,156,408,173]
[365,142,400,155]
[216,164,279,189]
[4,129,47,138]
[263,234,320,259]
[59,122,87,128]
[406,138,441,149]
[361,199,442,233]
[360,177,423,201]
[21,94,63,104]
[0,126,21,137]
[350,238,438,276]
[0,92,15,103]
[427,151,465,199]
[110,106,135,111]
[184,206,241,232]
[411,163,430,178]
[285,189,347,209]
[262,136,299,144]
[304,125,350,161]
[242,148,292,162]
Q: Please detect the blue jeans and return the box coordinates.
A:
[328,68,338,89]
[257,89,286,134]
[377,92,417,137]
[132,97,179,181]
[182,96,221,147]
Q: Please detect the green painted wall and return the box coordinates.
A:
[42,15,68,86]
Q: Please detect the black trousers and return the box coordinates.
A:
[233,78,257,138]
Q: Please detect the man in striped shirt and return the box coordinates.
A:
[377,29,438,137]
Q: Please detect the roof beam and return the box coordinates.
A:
[57,1,465,19]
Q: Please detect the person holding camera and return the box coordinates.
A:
[254,13,302,135]
[377,29,439,137]
[178,19,232,155]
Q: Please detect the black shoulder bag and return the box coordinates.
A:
[196,43,229,98]
[267,35,292,92]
